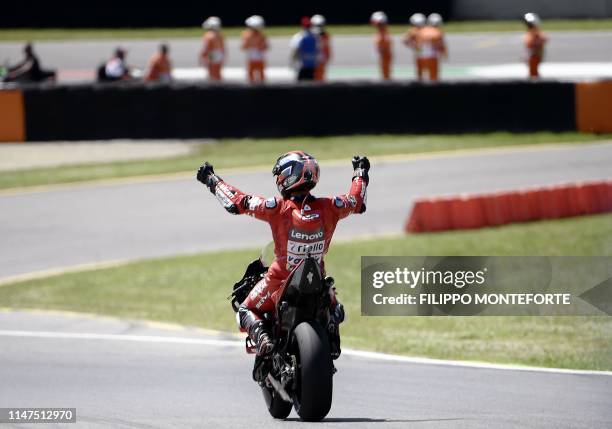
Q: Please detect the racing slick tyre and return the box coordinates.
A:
[261,385,292,419]
[292,321,333,421]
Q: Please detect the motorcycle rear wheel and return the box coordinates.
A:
[292,321,333,421]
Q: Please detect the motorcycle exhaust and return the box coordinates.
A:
[266,373,293,403]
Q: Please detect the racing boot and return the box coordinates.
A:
[249,320,274,356]
[239,306,274,356]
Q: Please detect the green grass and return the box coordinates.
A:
[2,132,609,190]
[1,214,611,370]
[2,20,612,41]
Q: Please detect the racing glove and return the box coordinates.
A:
[197,162,220,194]
[352,155,370,184]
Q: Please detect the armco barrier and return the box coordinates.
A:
[405,180,612,233]
[14,80,576,141]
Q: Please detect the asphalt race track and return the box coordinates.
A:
[1,142,612,279]
[1,311,610,429]
[2,31,612,68]
[1,143,612,428]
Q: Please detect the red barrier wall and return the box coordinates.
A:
[405,180,612,233]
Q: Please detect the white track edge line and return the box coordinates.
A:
[0,329,609,377]
[0,329,242,348]
[340,349,612,376]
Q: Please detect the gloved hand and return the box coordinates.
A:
[197,162,214,184]
[352,155,370,184]
[352,155,370,172]
[197,162,219,192]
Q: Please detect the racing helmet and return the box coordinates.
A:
[524,12,541,27]
[410,13,426,27]
[202,16,222,31]
[370,11,388,25]
[272,151,320,197]
[245,15,265,30]
[427,13,443,27]
[311,14,326,27]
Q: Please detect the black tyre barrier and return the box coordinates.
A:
[21,80,576,141]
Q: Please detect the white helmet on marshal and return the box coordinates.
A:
[370,11,388,25]
[427,13,443,27]
[410,13,426,28]
[202,16,222,31]
[524,12,541,27]
[245,15,265,30]
[311,14,326,27]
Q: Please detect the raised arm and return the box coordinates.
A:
[196,162,280,221]
[330,156,370,220]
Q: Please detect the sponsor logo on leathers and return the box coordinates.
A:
[288,240,325,255]
[215,183,235,208]
[289,230,324,240]
[286,226,325,269]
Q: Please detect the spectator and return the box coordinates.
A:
[311,14,332,81]
[144,44,172,82]
[200,16,225,81]
[4,43,55,83]
[102,47,130,81]
[403,13,426,80]
[415,13,447,82]
[370,11,392,80]
[290,16,319,81]
[523,13,548,78]
[241,15,268,83]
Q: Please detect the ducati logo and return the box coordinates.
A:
[307,271,314,284]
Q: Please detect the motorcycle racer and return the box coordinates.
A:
[197,151,370,356]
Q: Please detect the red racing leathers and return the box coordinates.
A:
[210,175,367,334]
